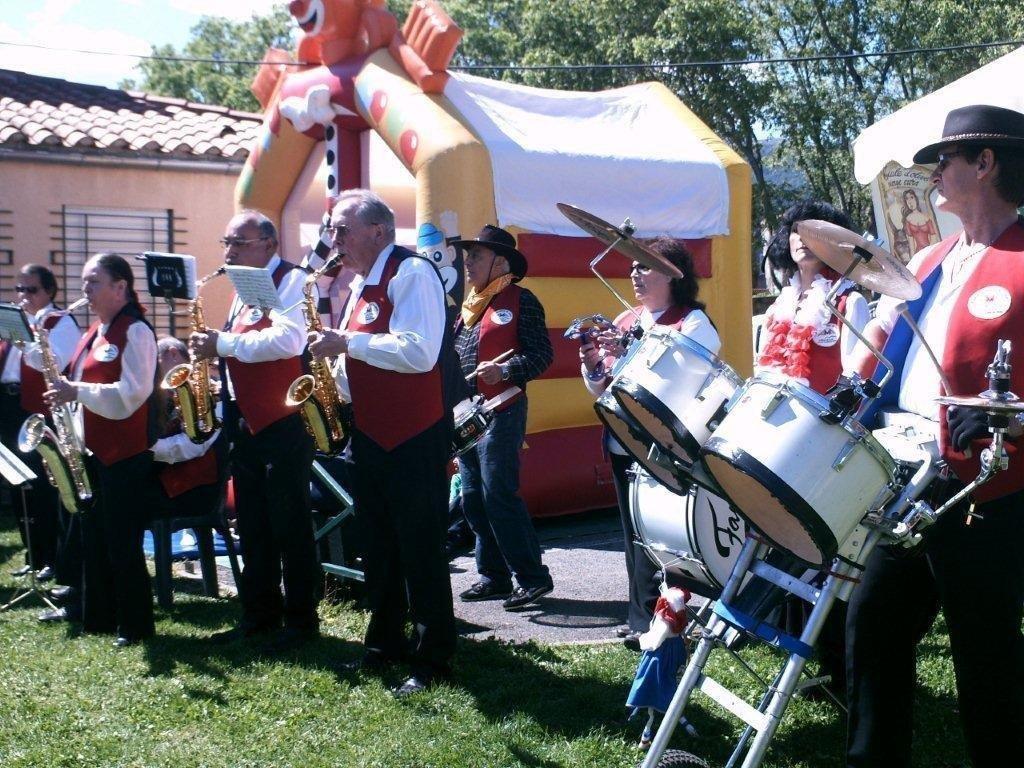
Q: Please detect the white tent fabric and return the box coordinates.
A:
[853,46,1024,183]
[444,72,730,239]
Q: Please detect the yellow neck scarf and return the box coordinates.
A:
[461,274,513,328]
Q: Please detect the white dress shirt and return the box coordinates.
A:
[72,317,157,420]
[214,254,310,399]
[7,304,82,383]
[332,244,446,401]
[875,236,985,424]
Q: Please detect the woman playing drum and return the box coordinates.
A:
[757,200,870,395]
[579,238,719,648]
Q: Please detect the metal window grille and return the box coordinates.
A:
[50,206,188,337]
[0,210,13,304]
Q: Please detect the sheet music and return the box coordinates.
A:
[141,252,198,300]
[0,441,36,486]
[224,266,283,310]
[0,303,33,343]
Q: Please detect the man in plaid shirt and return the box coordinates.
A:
[452,225,554,610]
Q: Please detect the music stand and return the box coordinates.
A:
[0,442,57,612]
[138,252,198,338]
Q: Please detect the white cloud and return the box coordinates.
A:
[167,0,284,20]
[0,21,151,88]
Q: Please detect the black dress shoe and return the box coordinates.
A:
[209,623,277,645]
[623,632,642,653]
[35,566,55,582]
[38,607,69,623]
[503,582,554,611]
[11,564,32,577]
[259,627,319,655]
[49,585,74,602]
[615,627,632,638]
[393,674,433,698]
[113,636,138,648]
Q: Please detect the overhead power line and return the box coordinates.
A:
[0,37,1020,72]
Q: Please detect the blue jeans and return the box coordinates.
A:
[459,397,551,590]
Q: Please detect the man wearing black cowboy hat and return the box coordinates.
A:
[849,104,1024,767]
[452,225,554,610]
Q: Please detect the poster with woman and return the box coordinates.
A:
[870,161,947,263]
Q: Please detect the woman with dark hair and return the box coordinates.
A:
[579,237,719,648]
[45,252,159,646]
[757,200,870,395]
[901,189,939,254]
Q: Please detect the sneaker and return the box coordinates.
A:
[503,582,554,611]
[459,581,513,602]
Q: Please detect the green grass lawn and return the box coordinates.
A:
[0,518,968,768]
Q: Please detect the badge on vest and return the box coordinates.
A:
[812,324,840,347]
[967,286,1011,320]
[492,308,514,326]
[358,302,380,324]
[245,308,264,325]
[93,343,119,362]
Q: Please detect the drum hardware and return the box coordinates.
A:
[820,375,882,424]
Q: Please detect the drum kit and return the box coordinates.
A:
[558,204,1020,768]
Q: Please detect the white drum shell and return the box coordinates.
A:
[703,373,895,567]
[611,327,741,465]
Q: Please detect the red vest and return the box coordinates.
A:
[224,261,305,435]
[20,312,65,415]
[158,448,219,499]
[69,311,155,466]
[346,249,444,450]
[472,284,523,410]
[912,223,1024,501]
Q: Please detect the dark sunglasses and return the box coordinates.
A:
[935,150,964,172]
[15,285,39,294]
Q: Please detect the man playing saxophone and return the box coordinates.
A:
[190,210,319,654]
[1,264,81,616]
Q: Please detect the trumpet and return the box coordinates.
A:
[18,297,92,514]
[160,267,226,443]
[285,253,352,455]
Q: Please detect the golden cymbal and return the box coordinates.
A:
[556,203,683,278]
[796,220,922,300]
[935,395,1024,413]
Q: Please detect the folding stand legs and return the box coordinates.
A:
[1,484,58,613]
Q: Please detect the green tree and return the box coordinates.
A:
[119,7,295,113]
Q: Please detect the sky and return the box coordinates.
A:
[0,0,286,88]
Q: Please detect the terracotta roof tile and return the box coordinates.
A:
[0,68,262,161]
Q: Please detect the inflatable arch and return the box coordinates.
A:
[236,0,752,516]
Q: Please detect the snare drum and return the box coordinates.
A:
[629,467,747,597]
[451,397,494,456]
[702,372,897,568]
[611,327,743,466]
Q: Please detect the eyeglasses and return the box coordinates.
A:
[15,285,39,294]
[935,150,964,172]
[325,224,348,242]
[219,236,269,248]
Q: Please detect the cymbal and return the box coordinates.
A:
[935,395,1024,414]
[557,203,683,278]
[796,220,922,300]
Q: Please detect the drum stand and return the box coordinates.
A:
[640,529,881,768]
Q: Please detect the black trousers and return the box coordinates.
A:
[81,451,156,640]
[231,412,318,631]
[0,390,60,569]
[610,452,660,633]
[846,488,1024,767]
[350,420,455,674]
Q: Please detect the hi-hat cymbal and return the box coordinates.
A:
[796,220,922,300]
[935,394,1024,414]
[557,203,683,278]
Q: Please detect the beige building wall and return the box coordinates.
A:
[0,156,242,328]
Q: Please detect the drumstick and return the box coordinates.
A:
[466,349,515,382]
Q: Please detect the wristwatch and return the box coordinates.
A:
[500,363,511,382]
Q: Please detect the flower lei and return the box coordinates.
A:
[757,273,849,383]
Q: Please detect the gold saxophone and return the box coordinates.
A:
[160,267,226,443]
[285,253,351,455]
[17,298,93,514]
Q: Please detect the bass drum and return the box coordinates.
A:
[629,467,748,598]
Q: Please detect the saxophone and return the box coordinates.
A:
[17,298,93,514]
[285,253,352,455]
[160,267,226,443]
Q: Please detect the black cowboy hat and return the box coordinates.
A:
[451,225,528,281]
[914,104,1024,164]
